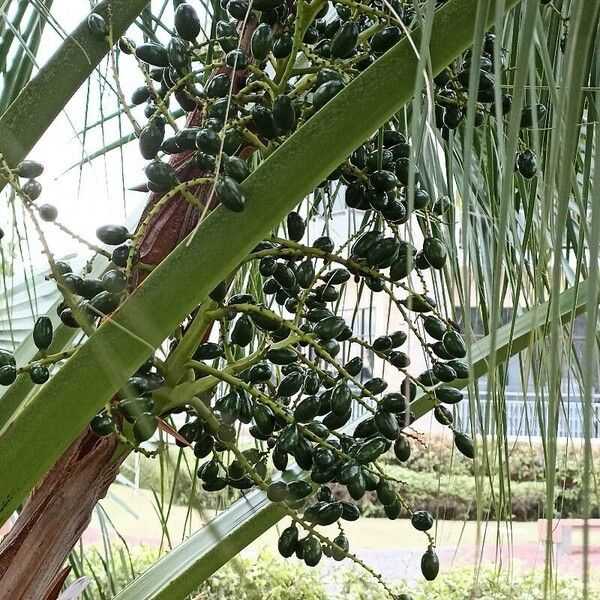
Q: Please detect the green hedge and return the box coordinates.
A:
[71,545,600,600]
[332,465,600,521]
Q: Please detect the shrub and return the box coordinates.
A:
[70,545,328,600]
[72,545,600,600]
[342,563,600,599]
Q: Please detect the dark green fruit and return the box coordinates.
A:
[278,424,299,453]
[313,80,345,110]
[355,437,387,464]
[421,548,440,581]
[136,43,169,67]
[267,481,288,502]
[314,502,343,527]
[102,270,127,294]
[16,160,44,178]
[434,405,453,425]
[231,314,254,347]
[174,3,201,41]
[23,179,42,200]
[370,26,402,53]
[202,477,228,492]
[520,103,547,128]
[223,128,244,155]
[252,0,285,9]
[30,364,49,384]
[251,23,273,60]
[432,362,457,383]
[294,395,321,422]
[145,160,176,191]
[411,510,433,531]
[216,20,238,52]
[33,316,53,350]
[344,356,363,377]
[339,501,360,522]
[431,341,454,360]
[195,127,221,154]
[367,237,399,268]
[167,37,190,70]
[253,403,275,435]
[96,224,129,245]
[278,525,298,557]
[517,149,537,179]
[251,105,279,139]
[330,21,358,58]
[370,170,397,192]
[273,263,296,289]
[89,291,120,315]
[226,49,250,69]
[442,330,466,358]
[390,330,407,347]
[87,13,109,37]
[296,259,315,288]
[223,156,251,183]
[332,533,349,561]
[266,347,296,365]
[139,123,164,160]
[422,237,447,269]
[351,231,383,258]
[380,392,407,413]
[216,176,246,212]
[39,204,57,224]
[402,294,435,313]
[131,86,152,105]
[384,500,401,519]
[393,435,411,462]
[90,413,115,437]
[374,411,399,440]
[248,362,273,383]
[423,316,446,340]
[376,479,397,506]
[286,211,305,242]
[112,245,133,268]
[447,359,469,379]
[454,431,474,458]
[273,33,293,58]
[389,241,416,281]
[228,0,250,19]
[313,446,335,469]
[364,377,387,394]
[313,316,346,340]
[288,480,313,500]
[303,370,321,394]
[372,335,393,352]
[117,397,154,422]
[331,382,352,415]
[313,236,334,253]
[194,342,223,360]
[273,95,296,132]
[133,412,158,443]
[59,308,79,328]
[278,371,303,397]
[206,73,231,98]
[79,278,104,300]
[433,386,463,404]
[303,537,322,567]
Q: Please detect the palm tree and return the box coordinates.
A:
[0,0,599,598]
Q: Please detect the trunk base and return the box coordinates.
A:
[0,430,128,600]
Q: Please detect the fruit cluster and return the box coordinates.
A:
[1,0,557,594]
